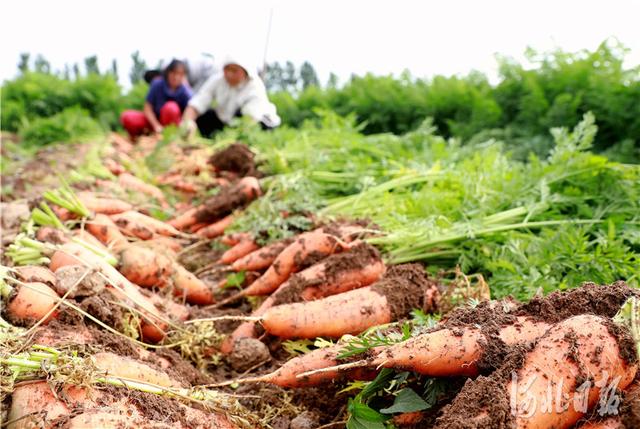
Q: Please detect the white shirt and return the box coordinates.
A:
[188,74,281,128]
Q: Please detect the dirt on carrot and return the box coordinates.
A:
[208,142,259,177]
[272,242,381,305]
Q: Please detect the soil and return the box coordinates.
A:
[372,263,440,320]
[516,280,638,323]
[208,142,259,177]
[621,380,640,428]
[54,265,107,298]
[229,338,272,371]
[195,181,256,224]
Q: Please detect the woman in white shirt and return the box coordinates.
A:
[181,55,281,137]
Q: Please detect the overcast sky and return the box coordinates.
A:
[2,0,639,88]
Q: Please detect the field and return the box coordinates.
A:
[2,43,640,429]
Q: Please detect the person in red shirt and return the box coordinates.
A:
[120,59,192,139]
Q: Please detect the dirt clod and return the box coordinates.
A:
[208,142,259,177]
[54,265,106,298]
[229,338,271,371]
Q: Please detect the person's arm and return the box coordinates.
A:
[240,81,281,128]
[182,105,199,122]
[143,101,163,133]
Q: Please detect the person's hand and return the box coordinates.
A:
[153,124,164,134]
[180,118,197,139]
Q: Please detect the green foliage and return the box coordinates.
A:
[19,107,103,147]
[272,41,640,160]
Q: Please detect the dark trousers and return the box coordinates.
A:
[196,109,275,138]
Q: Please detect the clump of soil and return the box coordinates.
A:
[54,265,107,298]
[516,281,637,323]
[195,181,258,224]
[228,338,271,371]
[208,142,259,177]
[372,263,440,320]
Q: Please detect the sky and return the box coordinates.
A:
[2,0,639,88]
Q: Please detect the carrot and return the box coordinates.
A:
[221,232,251,246]
[76,191,133,214]
[73,229,109,252]
[255,263,428,338]
[192,176,262,225]
[222,244,385,352]
[110,131,134,153]
[36,226,68,244]
[86,214,130,252]
[168,206,200,230]
[103,158,126,175]
[144,236,183,253]
[196,214,235,239]
[219,239,259,265]
[111,211,181,237]
[92,351,182,387]
[13,265,56,286]
[118,172,167,204]
[239,231,350,297]
[119,244,173,287]
[189,222,208,233]
[575,418,623,429]
[435,315,637,429]
[231,238,293,272]
[8,382,73,429]
[3,281,59,324]
[172,263,214,305]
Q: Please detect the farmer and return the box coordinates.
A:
[144,55,218,92]
[120,59,192,139]
[180,55,281,138]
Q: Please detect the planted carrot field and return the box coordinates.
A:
[2,104,640,429]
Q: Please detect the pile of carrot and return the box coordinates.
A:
[5,134,640,429]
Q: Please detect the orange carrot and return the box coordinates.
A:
[221,232,251,246]
[3,281,59,324]
[73,229,109,252]
[171,263,214,305]
[196,214,235,239]
[239,231,350,297]
[13,265,56,286]
[103,158,126,175]
[118,172,167,205]
[219,239,259,265]
[575,418,623,429]
[230,238,293,272]
[111,211,181,237]
[86,214,130,252]
[189,222,208,233]
[119,244,173,287]
[437,315,637,429]
[76,191,133,214]
[168,206,200,230]
[36,226,68,244]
